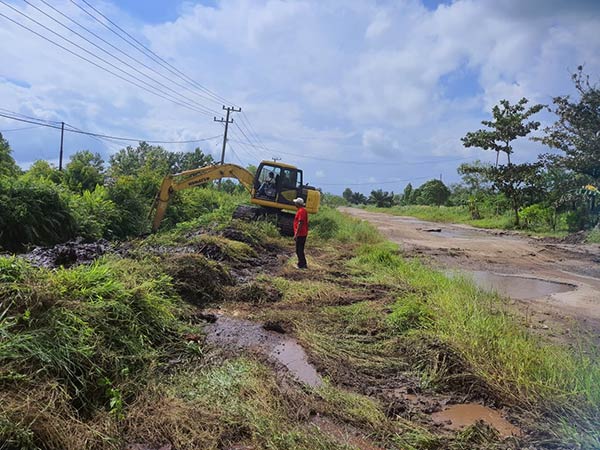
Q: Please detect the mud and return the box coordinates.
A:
[341,208,600,336]
[22,238,111,268]
[309,415,384,450]
[448,270,576,300]
[204,314,322,387]
[431,403,520,437]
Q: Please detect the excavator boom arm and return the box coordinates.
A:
[150,163,255,232]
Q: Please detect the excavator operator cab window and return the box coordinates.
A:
[256,165,280,199]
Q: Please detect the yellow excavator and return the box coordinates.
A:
[150,160,321,235]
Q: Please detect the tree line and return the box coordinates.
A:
[0,140,244,251]
[342,67,600,232]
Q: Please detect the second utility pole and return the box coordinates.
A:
[214,105,241,166]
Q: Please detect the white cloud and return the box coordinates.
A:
[1,0,599,193]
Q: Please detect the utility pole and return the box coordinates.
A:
[214,106,241,188]
[59,121,65,171]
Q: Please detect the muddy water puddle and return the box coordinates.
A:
[204,315,322,387]
[432,403,520,437]
[448,270,575,300]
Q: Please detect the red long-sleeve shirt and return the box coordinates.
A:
[293,207,308,237]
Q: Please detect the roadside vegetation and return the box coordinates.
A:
[1,194,599,448]
[0,67,598,449]
[341,67,600,240]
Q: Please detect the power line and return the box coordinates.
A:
[0,111,223,144]
[71,0,232,107]
[0,125,44,132]
[23,0,218,116]
[319,176,431,186]
[69,0,271,160]
[229,126,264,160]
[0,107,62,125]
[227,138,474,166]
[0,5,212,116]
[38,0,221,112]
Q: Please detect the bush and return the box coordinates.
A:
[566,207,590,232]
[0,177,76,251]
[107,175,151,237]
[69,186,120,240]
[519,203,556,231]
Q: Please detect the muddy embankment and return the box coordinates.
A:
[341,207,600,341]
[8,222,569,447]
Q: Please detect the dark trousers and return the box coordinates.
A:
[295,235,307,268]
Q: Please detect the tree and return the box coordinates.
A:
[0,132,20,177]
[23,160,63,184]
[462,98,545,226]
[461,162,542,226]
[417,179,450,206]
[462,98,544,166]
[538,66,600,183]
[342,187,353,203]
[171,147,214,173]
[368,189,394,207]
[402,183,414,205]
[109,142,214,177]
[64,150,105,193]
[350,191,367,204]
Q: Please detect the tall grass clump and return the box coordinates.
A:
[0,177,76,250]
[0,256,182,448]
[587,227,600,243]
[312,207,382,244]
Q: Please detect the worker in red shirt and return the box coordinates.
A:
[292,197,308,269]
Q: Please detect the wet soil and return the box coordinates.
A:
[204,314,322,387]
[431,403,520,437]
[340,208,600,341]
[309,415,384,450]
[447,270,576,300]
[22,238,112,268]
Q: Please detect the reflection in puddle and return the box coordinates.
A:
[432,403,520,437]
[205,315,322,387]
[449,270,575,300]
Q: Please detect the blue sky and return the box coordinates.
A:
[1,0,599,194]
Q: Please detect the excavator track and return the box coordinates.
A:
[232,205,295,236]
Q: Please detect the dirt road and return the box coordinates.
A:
[341,207,600,337]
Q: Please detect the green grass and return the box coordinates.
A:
[0,255,186,449]
[587,228,600,243]
[312,206,382,244]
[124,357,376,450]
[349,240,600,447]
[365,204,572,238]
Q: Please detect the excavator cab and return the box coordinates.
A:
[251,161,319,214]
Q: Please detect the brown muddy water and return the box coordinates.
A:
[448,270,576,300]
[432,403,520,437]
[204,315,322,387]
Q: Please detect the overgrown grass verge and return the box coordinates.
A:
[366,204,516,229]
[365,205,572,238]
[345,238,600,447]
[0,255,187,449]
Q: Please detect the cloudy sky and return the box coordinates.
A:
[1,0,599,194]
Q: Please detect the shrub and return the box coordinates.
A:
[0,177,76,251]
[69,186,120,240]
